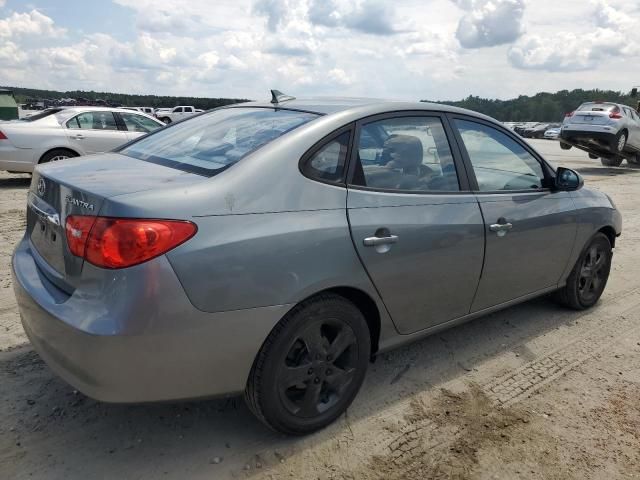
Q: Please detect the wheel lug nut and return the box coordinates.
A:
[326,369,332,375]
[314,377,320,384]
[326,355,332,361]
[308,368,313,375]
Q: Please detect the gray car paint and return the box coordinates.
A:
[13,97,622,403]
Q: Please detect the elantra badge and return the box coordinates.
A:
[66,195,95,211]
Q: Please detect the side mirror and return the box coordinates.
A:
[555,167,583,191]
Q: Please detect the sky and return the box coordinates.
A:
[0,0,639,101]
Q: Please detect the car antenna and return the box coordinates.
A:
[270,89,296,105]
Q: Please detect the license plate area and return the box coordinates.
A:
[27,193,66,274]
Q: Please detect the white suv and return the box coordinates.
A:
[560,101,640,166]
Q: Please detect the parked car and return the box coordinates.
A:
[13,94,621,435]
[544,125,562,140]
[0,107,164,173]
[155,105,204,124]
[522,123,550,138]
[560,101,640,166]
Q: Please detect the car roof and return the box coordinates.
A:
[230,96,500,125]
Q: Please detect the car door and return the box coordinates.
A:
[346,113,485,334]
[117,112,163,142]
[65,111,129,154]
[449,116,577,312]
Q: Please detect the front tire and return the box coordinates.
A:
[600,156,623,167]
[160,117,171,124]
[554,233,612,310]
[560,141,572,150]
[245,293,370,435]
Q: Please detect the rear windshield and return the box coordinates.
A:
[120,107,319,176]
[20,108,65,122]
[577,102,618,112]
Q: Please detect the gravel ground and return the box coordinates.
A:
[1,140,639,479]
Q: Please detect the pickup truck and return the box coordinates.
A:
[155,106,203,124]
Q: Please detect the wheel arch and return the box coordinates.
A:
[598,225,617,248]
[38,147,79,164]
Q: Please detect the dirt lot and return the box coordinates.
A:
[1,140,639,480]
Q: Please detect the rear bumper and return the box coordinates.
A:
[12,236,290,403]
[560,129,616,145]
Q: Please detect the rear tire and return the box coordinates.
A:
[560,142,572,150]
[600,156,623,167]
[160,117,171,124]
[554,233,612,310]
[245,293,370,435]
[39,148,78,164]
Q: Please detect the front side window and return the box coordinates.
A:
[67,111,118,131]
[302,131,350,183]
[119,112,162,133]
[351,116,460,192]
[454,119,544,192]
[120,107,318,176]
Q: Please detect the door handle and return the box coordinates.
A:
[489,221,513,237]
[72,134,85,140]
[363,235,399,246]
[489,223,513,232]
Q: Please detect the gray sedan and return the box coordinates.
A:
[12,93,621,435]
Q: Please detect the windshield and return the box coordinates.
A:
[120,107,319,176]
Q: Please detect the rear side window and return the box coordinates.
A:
[120,107,319,176]
[67,112,118,130]
[301,131,351,184]
[351,116,460,192]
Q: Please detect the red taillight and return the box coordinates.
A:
[65,216,197,269]
[0,130,7,140]
[609,112,623,119]
[565,111,574,118]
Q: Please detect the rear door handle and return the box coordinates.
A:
[489,222,513,237]
[363,235,399,246]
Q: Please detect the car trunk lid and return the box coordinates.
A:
[27,153,205,290]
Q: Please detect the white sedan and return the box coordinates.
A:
[0,106,164,173]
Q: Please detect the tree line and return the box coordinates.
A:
[426,89,640,122]
[2,86,249,110]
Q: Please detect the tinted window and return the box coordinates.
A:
[119,112,162,133]
[577,102,617,112]
[120,107,318,176]
[351,116,460,192]
[174,107,183,113]
[67,111,118,130]
[455,119,544,191]
[302,131,350,183]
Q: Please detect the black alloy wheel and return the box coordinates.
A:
[245,294,370,435]
[554,233,612,310]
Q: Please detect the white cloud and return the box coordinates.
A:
[2,0,640,103]
[508,0,638,71]
[453,0,525,48]
[0,9,65,39]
